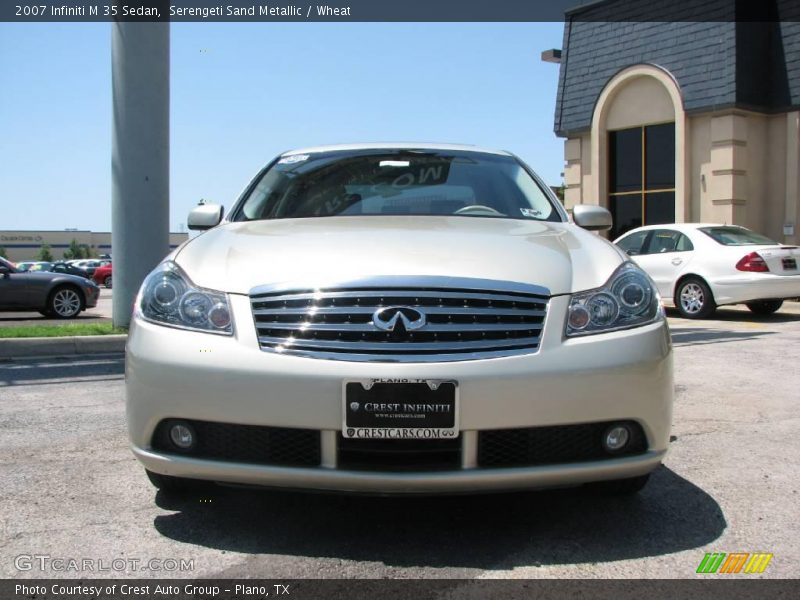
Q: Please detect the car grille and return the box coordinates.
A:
[477,421,647,468]
[338,434,462,471]
[152,419,321,467]
[249,277,549,361]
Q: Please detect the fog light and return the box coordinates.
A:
[169,422,195,450]
[603,424,630,452]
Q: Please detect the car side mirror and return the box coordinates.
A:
[572,204,612,231]
[188,203,224,230]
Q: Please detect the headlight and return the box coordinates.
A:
[566,262,662,337]
[137,261,233,335]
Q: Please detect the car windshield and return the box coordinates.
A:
[233,150,560,222]
[700,226,777,246]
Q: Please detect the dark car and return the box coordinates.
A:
[49,261,93,279]
[0,257,100,318]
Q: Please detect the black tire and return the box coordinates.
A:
[103,275,112,289]
[745,299,783,315]
[674,277,716,319]
[586,474,651,495]
[47,285,84,319]
[145,469,205,493]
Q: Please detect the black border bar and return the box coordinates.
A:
[3,0,800,23]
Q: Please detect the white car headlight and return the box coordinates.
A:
[566,262,662,337]
[138,261,233,335]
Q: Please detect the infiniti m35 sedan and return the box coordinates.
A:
[126,143,673,496]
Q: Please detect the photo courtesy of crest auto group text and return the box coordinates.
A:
[1,0,799,597]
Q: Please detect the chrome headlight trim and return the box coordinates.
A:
[136,261,234,336]
[566,262,663,337]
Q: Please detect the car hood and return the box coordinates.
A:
[175,217,625,296]
[22,271,94,285]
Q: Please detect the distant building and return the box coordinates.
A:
[553,0,800,241]
[0,230,188,262]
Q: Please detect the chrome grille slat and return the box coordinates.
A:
[253,306,546,317]
[249,280,549,362]
[252,289,547,305]
[257,336,539,352]
[257,322,543,332]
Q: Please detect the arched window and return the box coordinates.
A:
[608,122,675,239]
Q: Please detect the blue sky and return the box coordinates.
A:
[0,22,565,232]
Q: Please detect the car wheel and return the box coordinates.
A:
[586,473,651,495]
[145,469,206,493]
[104,275,113,288]
[675,277,716,319]
[48,286,84,319]
[745,299,783,315]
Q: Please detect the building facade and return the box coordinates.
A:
[554,0,800,241]
[0,230,188,263]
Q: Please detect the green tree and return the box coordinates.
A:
[63,238,86,260]
[37,244,54,262]
[0,246,7,258]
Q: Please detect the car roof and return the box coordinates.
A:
[280,142,512,157]
[618,223,740,236]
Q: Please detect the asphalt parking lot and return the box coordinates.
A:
[1,304,798,579]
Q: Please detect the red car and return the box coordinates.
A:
[93,263,113,288]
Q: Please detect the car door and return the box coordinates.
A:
[635,229,695,298]
[0,259,31,308]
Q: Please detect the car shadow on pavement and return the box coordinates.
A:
[666,306,800,324]
[152,464,725,569]
[669,327,775,347]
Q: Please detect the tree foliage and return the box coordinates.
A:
[63,239,88,260]
[37,244,54,262]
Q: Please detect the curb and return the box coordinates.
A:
[0,335,127,360]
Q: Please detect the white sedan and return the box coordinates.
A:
[614,223,800,318]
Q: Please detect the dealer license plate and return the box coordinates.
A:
[342,378,458,440]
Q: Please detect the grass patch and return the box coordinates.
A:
[0,323,127,339]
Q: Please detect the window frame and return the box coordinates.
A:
[608,121,676,239]
[615,229,652,256]
[641,229,694,255]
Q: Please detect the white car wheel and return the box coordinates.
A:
[675,278,716,319]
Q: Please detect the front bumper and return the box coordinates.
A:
[84,286,100,308]
[126,295,673,493]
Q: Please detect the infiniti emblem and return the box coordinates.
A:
[372,306,427,333]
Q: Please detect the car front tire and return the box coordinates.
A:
[103,275,113,288]
[47,286,84,319]
[745,299,783,315]
[675,277,716,319]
